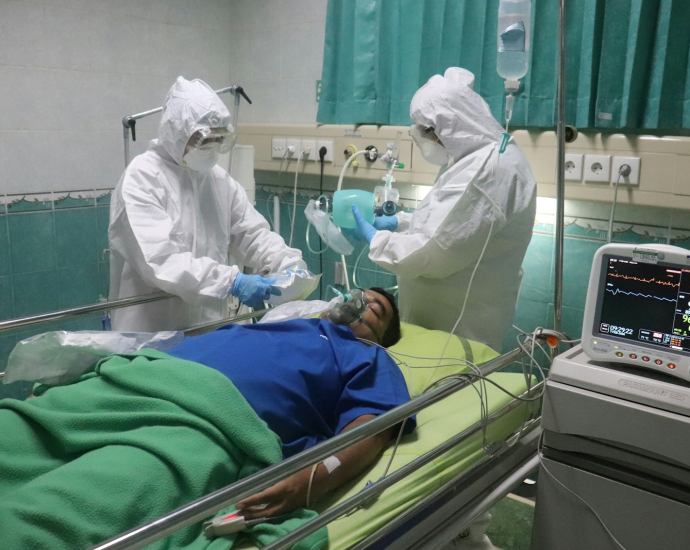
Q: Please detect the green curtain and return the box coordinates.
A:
[317,0,690,131]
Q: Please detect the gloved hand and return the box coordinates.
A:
[351,205,377,243]
[231,273,282,308]
[373,215,398,231]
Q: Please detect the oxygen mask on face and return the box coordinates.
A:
[326,288,368,326]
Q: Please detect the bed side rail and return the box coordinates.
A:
[261,384,543,550]
[91,346,529,550]
[0,301,266,381]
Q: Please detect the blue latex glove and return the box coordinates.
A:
[231,273,281,308]
[373,215,398,231]
[351,205,377,243]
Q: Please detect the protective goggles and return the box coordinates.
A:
[195,128,237,154]
[409,124,438,142]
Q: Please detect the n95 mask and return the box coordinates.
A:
[410,124,449,166]
[182,146,220,172]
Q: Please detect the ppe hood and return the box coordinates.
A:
[157,77,232,166]
[410,68,505,161]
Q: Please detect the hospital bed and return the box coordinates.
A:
[83,321,542,550]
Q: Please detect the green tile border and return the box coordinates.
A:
[54,193,96,209]
[6,194,53,213]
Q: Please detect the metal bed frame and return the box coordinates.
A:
[0,2,569,547]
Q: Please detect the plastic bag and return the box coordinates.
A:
[260,297,342,324]
[304,200,354,256]
[3,330,184,386]
[266,263,321,306]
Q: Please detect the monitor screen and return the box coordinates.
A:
[596,255,690,353]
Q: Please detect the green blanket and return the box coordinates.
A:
[0,350,326,550]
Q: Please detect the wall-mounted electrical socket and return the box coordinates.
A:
[564,154,584,181]
[301,139,317,161]
[317,140,333,162]
[611,156,640,185]
[271,138,287,159]
[584,154,611,183]
[286,138,301,159]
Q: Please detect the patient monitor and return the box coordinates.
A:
[582,243,690,382]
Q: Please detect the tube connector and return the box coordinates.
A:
[504,79,520,93]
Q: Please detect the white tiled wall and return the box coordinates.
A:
[226,0,327,125]
[0,0,236,195]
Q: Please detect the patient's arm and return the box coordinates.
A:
[236,414,395,518]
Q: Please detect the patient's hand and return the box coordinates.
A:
[236,468,311,518]
[237,415,395,518]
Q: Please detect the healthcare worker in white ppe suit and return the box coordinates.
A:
[350,67,536,354]
[109,77,305,332]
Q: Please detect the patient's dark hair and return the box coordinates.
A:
[369,287,401,348]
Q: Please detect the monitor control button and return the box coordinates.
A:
[629,354,638,359]
[642,356,650,362]
[615,352,624,358]
[655,359,663,365]
[668,363,677,370]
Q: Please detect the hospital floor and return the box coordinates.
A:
[486,493,535,550]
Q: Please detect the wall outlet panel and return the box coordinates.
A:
[271,138,287,159]
[611,156,640,185]
[565,153,584,181]
[301,139,317,161]
[584,154,611,183]
[316,140,334,163]
[286,138,301,159]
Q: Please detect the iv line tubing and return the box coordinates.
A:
[289,150,306,247]
[334,150,368,291]
[337,150,368,191]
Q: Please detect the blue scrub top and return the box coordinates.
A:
[168,318,415,458]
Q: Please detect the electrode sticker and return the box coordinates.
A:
[633,248,658,264]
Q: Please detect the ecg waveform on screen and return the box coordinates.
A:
[608,272,680,288]
[605,288,676,302]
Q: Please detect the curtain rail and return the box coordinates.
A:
[91,346,526,550]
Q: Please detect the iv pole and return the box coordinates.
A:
[553,0,566,334]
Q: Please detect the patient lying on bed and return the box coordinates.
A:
[0,287,414,547]
[169,286,415,518]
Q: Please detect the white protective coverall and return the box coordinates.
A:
[368,68,536,352]
[109,77,304,332]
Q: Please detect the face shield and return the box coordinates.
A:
[409,124,449,166]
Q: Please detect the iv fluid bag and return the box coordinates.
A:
[497,0,531,81]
